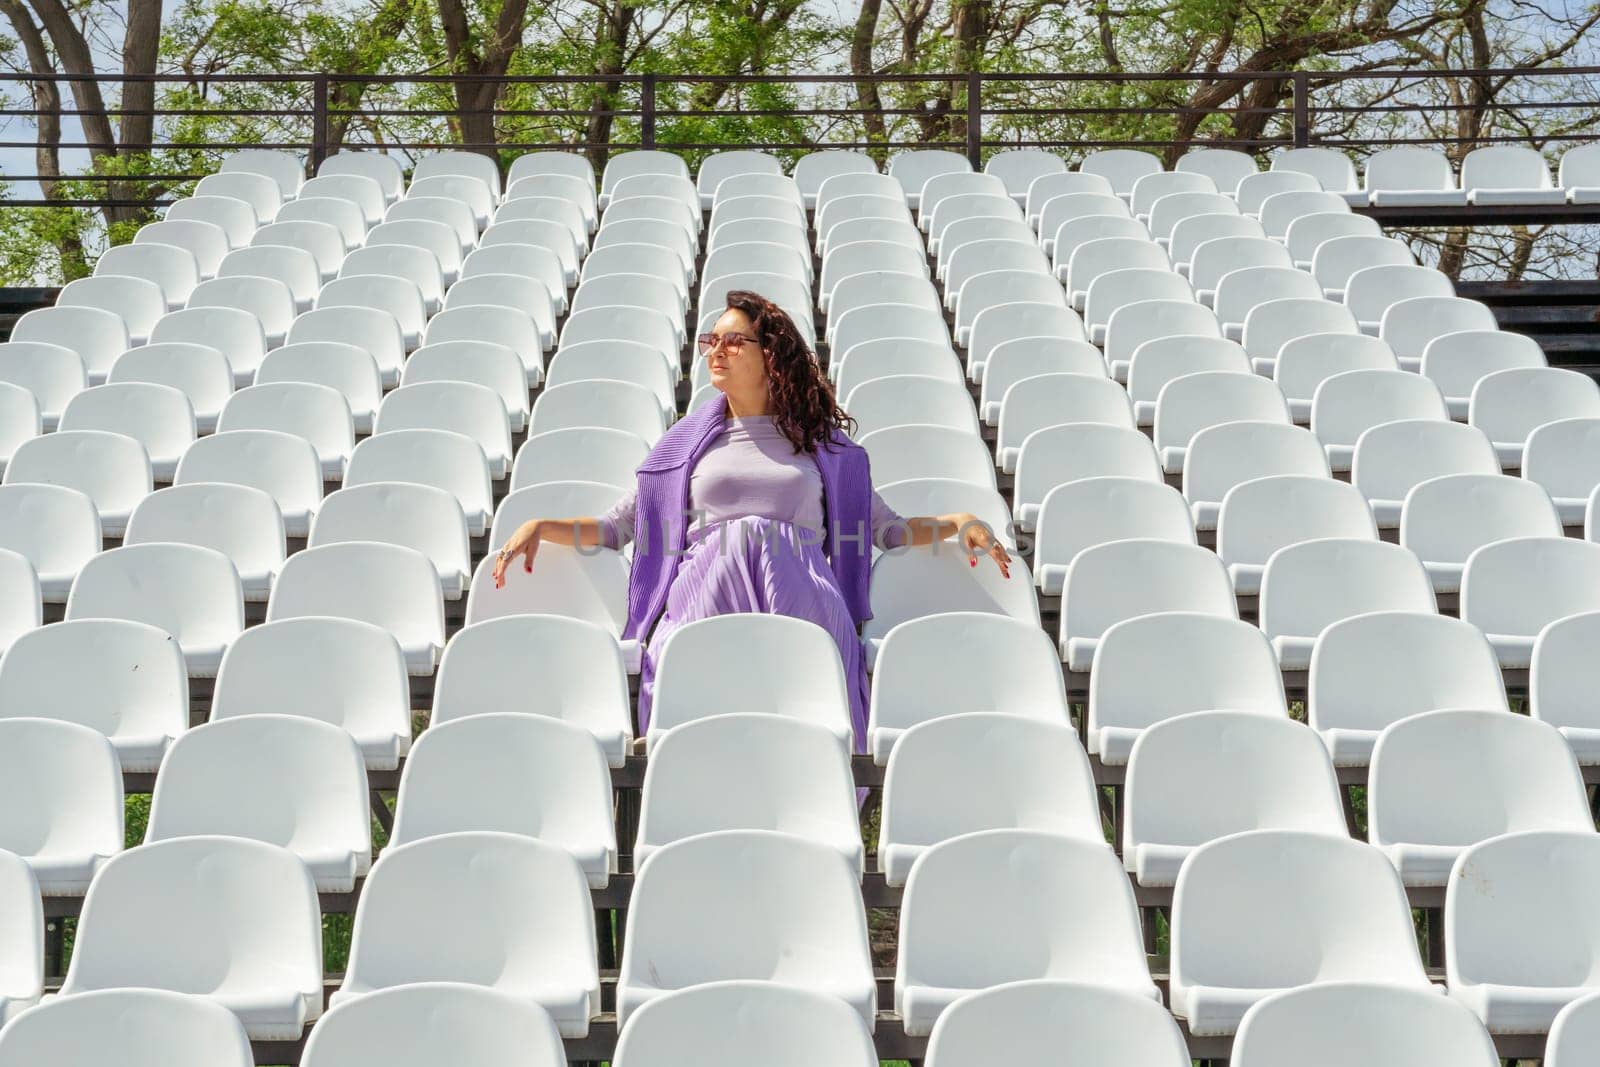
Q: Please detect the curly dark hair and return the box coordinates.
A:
[723,289,856,454]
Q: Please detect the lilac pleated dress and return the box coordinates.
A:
[599,415,904,750]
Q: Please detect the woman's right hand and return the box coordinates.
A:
[492,519,542,589]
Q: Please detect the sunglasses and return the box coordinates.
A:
[697,331,761,355]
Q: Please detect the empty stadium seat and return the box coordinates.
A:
[10,305,128,385]
[345,429,493,537]
[1065,539,1236,671]
[997,372,1133,473]
[896,829,1157,1036]
[365,218,464,285]
[125,483,284,602]
[1560,144,1600,203]
[377,382,513,478]
[221,148,305,198]
[1461,536,1600,667]
[268,541,443,675]
[1230,983,1499,1067]
[1189,235,1294,307]
[302,983,567,1067]
[511,427,647,492]
[0,850,39,1023]
[1176,146,1258,192]
[0,987,254,1067]
[1124,711,1343,886]
[1470,366,1600,468]
[333,832,598,1036]
[615,981,877,1067]
[56,276,165,346]
[1170,830,1431,1036]
[964,300,1085,384]
[1025,172,1117,225]
[0,717,120,895]
[1447,830,1600,1032]
[110,342,233,434]
[1240,297,1360,377]
[285,305,406,388]
[1033,478,1195,594]
[637,713,860,873]
[1213,264,1322,341]
[836,339,966,403]
[387,195,478,255]
[192,171,282,225]
[1461,145,1566,205]
[138,219,229,279]
[1145,191,1238,247]
[880,714,1099,886]
[1311,368,1449,471]
[0,385,36,480]
[1238,171,1321,217]
[1369,709,1589,887]
[1527,611,1600,766]
[1217,474,1374,593]
[217,244,320,313]
[1062,235,1168,311]
[1153,370,1290,474]
[875,479,1014,555]
[1126,336,1251,426]
[174,428,322,538]
[1344,263,1454,335]
[1274,146,1358,193]
[145,715,369,892]
[316,275,428,353]
[299,171,386,226]
[1283,209,1381,269]
[166,194,260,250]
[527,380,665,449]
[976,338,1103,424]
[859,425,997,489]
[1274,332,1399,421]
[1103,299,1221,384]
[1401,474,1562,594]
[861,545,1038,664]
[1311,235,1414,300]
[276,195,366,249]
[1011,423,1161,530]
[1421,329,1546,419]
[1361,146,1467,206]
[1038,191,1131,257]
[252,219,344,282]
[59,382,195,481]
[310,483,470,599]
[58,835,321,1039]
[1381,296,1500,371]
[3,429,148,538]
[1352,418,1501,526]
[218,382,354,481]
[340,244,446,315]
[845,374,977,439]
[255,341,381,434]
[1260,539,1436,669]
[0,340,84,430]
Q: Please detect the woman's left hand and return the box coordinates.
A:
[958,514,1011,579]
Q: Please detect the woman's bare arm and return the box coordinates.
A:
[492,516,605,588]
[896,511,1012,577]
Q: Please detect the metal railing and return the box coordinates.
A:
[1,67,1598,208]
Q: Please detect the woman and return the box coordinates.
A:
[492,289,1011,749]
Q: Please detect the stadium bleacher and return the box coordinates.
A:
[1,136,1600,1064]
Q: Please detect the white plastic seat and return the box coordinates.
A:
[346,428,491,536]
[303,983,567,1067]
[56,276,164,346]
[576,275,684,345]
[1234,981,1499,1067]
[59,382,194,482]
[1170,830,1430,1036]
[1062,236,1169,311]
[211,615,409,770]
[600,151,690,204]
[1204,427,1334,538]
[1175,147,1258,193]
[1362,146,1467,206]
[315,275,427,353]
[616,981,878,1067]
[598,200,698,261]
[846,375,977,438]
[1033,478,1195,595]
[977,337,1103,424]
[1078,148,1161,199]
[147,306,265,389]
[0,385,37,481]
[1062,540,1236,671]
[1272,147,1358,194]
[1130,171,1218,220]
[1312,368,1449,471]
[1087,611,1282,764]
[275,196,366,250]
[267,541,444,676]
[217,244,320,313]
[983,149,1066,203]
[963,300,1086,384]
[1353,419,1501,527]
[1381,296,1500,371]
[1369,709,1588,889]
[251,219,344,283]
[311,482,469,599]
[1012,423,1161,531]
[10,305,128,385]
[528,380,665,450]
[942,241,1049,311]
[1169,213,1267,275]
[193,171,282,225]
[66,542,242,677]
[618,829,874,1027]
[1283,210,1382,269]
[1153,369,1290,474]
[1024,171,1116,224]
[834,339,965,403]
[927,981,1190,1066]
[558,306,679,371]
[649,614,852,749]
[460,243,567,314]
[997,372,1133,473]
[881,714,1098,887]
[1461,145,1566,205]
[858,424,995,489]
[1471,366,1600,468]
[1550,991,1600,1067]
[94,241,203,308]
[874,480,1013,559]
[1532,611,1600,764]
[0,341,83,431]
[365,219,463,285]
[1217,475,1375,594]
[299,172,386,226]
[1213,264,1322,341]
[4,429,149,538]
[637,713,860,875]
[285,304,406,388]
[186,274,296,348]
[1126,336,1250,427]
[825,271,938,338]
[1310,233,1416,300]
[331,832,598,1038]
[174,428,322,538]
[218,382,353,481]
[165,196,258,251]
[896,829,1157,1036]
[708,193,806,237]
[1461,536,1600,668]
[1082,268,1192,346]
[607,174,699,231]
[1261,538,1436,670]
[376,382,513,479]
[1047,215,1151,280]
[255,340,382,435]
[1103,299,1221,384]
[125,483,284,602]
[59,836,321,1040]
[887,150,971,209]
[1525,417,1600,525]
[1560,144,1600,203]
[1345,263,1455,335]
[1401,473,1562,594]
[386,195,477,256]
[704,162,793,209]
[1274,332,1398,421]
[830,306,950,376]
[1421,330,1546,420]
[1267,188,1360,236]
[1037,192,1131,257]
[424,304,549,387]
[389,713,612,887]
[414,150,502,201]
[1145,191,1239,249]
[701,240,804,288]
[795,149,878,208]
[860,546,1039,661]
[1447,831,1600,1032]
[408,172,495,231]
[112,341,233,436]
[339,244,445,316]
[0,710,119,896]
[511,427,647,493]
[146,715,368,891]
[221,148,304,198]
[819,241,923,308]
[1125,711,1344,887]
[136,220,229,279]
[507,150,595,192]
[1189,236,1293,307]
[926,196,1021,256]
[0,987,254,1067]
[1236,170,1321,216]
[919,172,1010,230]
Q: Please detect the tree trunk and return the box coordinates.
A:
[851,0,888,161]
[120,0,162,156]
[583,0,632,176]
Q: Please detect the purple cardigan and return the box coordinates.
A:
[622,392,876,642]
